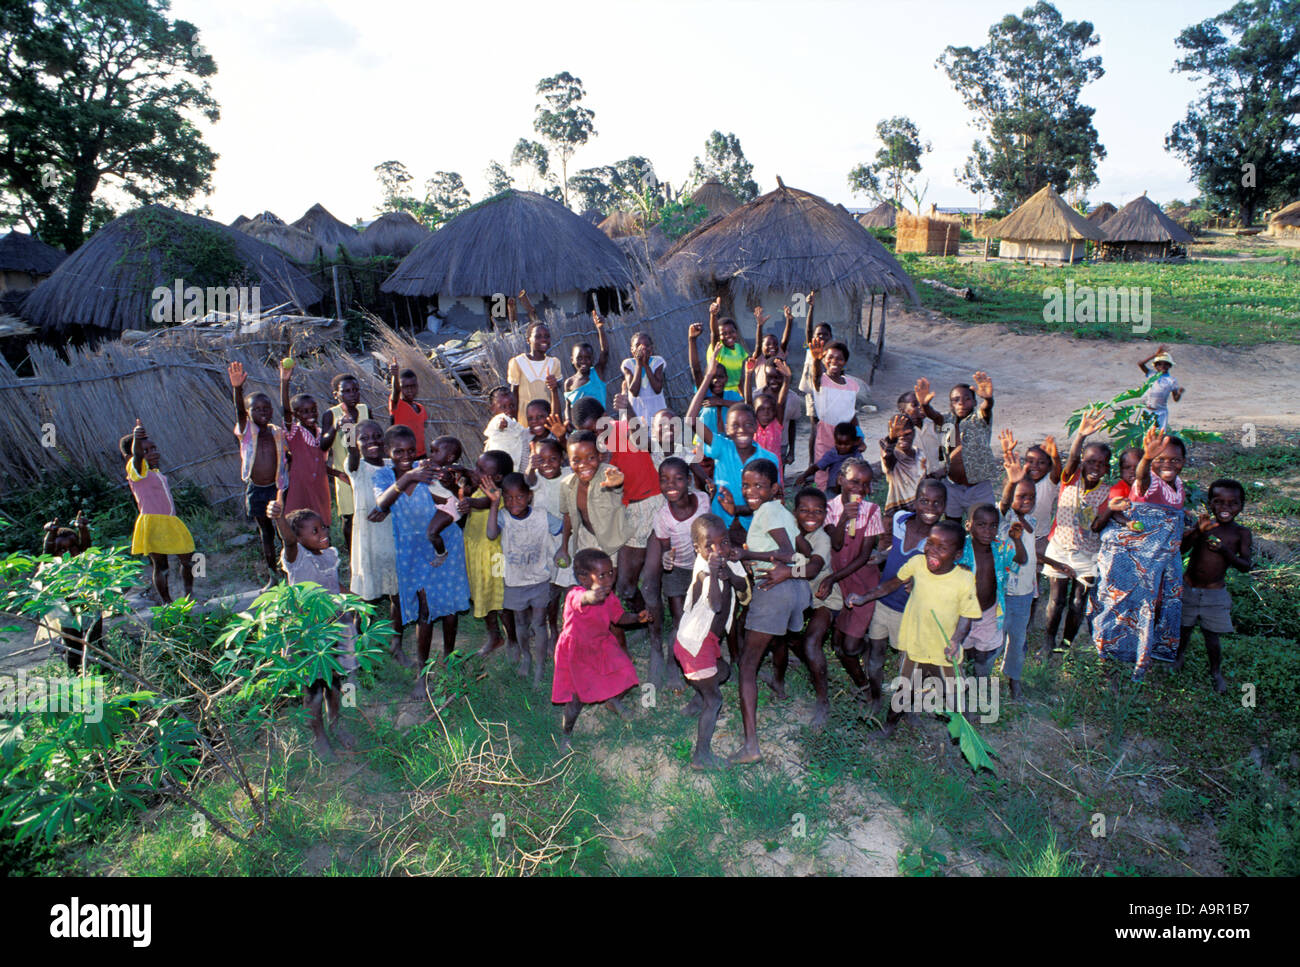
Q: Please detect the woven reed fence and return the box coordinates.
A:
[895,212,962,255]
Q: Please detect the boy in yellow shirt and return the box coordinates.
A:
[847,519,980,736]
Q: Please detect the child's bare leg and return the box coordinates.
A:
[866,636,890,710]
[1043,577,1070,654]
[730,629,774,764]
[559,698,584,751]
[878,657,916,737]
[726,614,742,663]
[513,605,533,677]
[691,660,729,770]
[1203,630,1227,693]
[644,575,667,687]
[547,584,562,643]
[801,610,833,728]
[1061,578,1091,647]
[1173,624,1194,671]
[768,637,789,700]
[663,596,686,689]
[256,517,280,588]
[178,552,194,598]
[387,596,413,666]
[326,675,355,749]
[440,612,458,657]
[307,681,334,760]
[529,602,549,685]
[409,592,433,700]
[832,630,870,691]
[148,553,172,603]
[481,610,506,654]
[342,515,353,554]
[502,609,519,654]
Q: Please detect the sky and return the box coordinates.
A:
[167,0,1232,225]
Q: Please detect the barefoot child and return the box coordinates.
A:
[1177,479,1252,693]
[320,373,369,553]
[229,362,288,587]
[809,342,867,491]
[620,332,668,423]
[483,385,530,472]
[38,513,103,671]
[706,299,748,401]
[745,354,792,486]
[508,314,563,424]
[388,359,429,459]
[280,362,340,527]
[346,420,403,666]
[526,437,573,641]
[898,377,946,477]
[554,549,649,750]
[557,430,628,569]
[940,372,997,522]
[122,421,194,603]
[642,457,708,689]
[958,503,1025,685]
[997,449,1040,698]
[674,514,748,769]
[464,450,514,654]
[795,421,864,495]
[1137,346,1183,431]
[564,310,610,422]
[881,413,929,518]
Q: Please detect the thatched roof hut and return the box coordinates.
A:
[992,184,1103,263]
[1099,195,1194,260]
[249,211,284,226]
[1085,202,1117,224]
[579,208,603,225]
[1267,200,1300,238]
[690,179,741,217]
[381,190,633,325]
[0,231,66,294]
[238,219,322,263]
[21,204,324,336]
[614,226,671,282]
[230,214,251,229]
[357,211,431,258]
[857,202,897,228]
[292,203,360,256]
[598,210,643,239]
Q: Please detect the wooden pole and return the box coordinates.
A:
[332,265,343,321]
[865,293,875,342]
[870,294,887,385]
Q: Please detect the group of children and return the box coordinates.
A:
[89,299,1252,763]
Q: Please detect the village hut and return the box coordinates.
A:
[659,177,917,380]
[380,190,634,328]
[580,208,603,225]
[857,202,897,229]
[992,184,1104,263]
[357,211,431,258]
[1086,202,1117,225]
[230,214,251,229]
[21,204,323,337]
[690,179,742,217]
[238,219,322,263]
[1098,194,1195,260]
[0,231,66,295]
[248,211,284,226]
[1267,200,1300,238]
[613,226,671,282]
[292,203,361,258]
[896,203,962,255]
[598,209,643,239]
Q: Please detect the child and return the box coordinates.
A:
[464,449,514,654]
[320,373,370,552]
[797,421,863,494]
[526,437,573,643]
[748,304,794,380]
[1091,447,1143,533]
[483,385,530,472]
[847,520,981,737]
[958,503,1025,684]
[731,459,804,765]
[228,361,288,588]
[881,413,929,517]
[388,358,429,459]
[620,331,668,424]
[756,356,801,468]
[346,420,403,665]
[744,354,791,485]
[1177,478,1252,693]
[997,450,1039,699]
[564,309,611,422]
[38,513,102,671]
[485,473,560,685]
[1138,346,1183,430]
[121,421,194,603]
[939,372,997,521]
[280,362,340,527]
[706,298,748,400]
[642,457,707,688]
[796,291,829,463]
[603,396,666,612]
[374,426,469,695]
[557,429,628,576]
[1040,409,1109,657]
[685,333,731,488]
[809,341,866,490]
[673,514,748,769]
[553,548,649,750]
[507,316,563,425]
[898,377,946,477]
[266,501,356,759]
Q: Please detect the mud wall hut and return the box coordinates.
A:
[992,185,1103,263]
[1098,195,1194,260]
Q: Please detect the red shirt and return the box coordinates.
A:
[389,398,427,457]
[606,419,660,505]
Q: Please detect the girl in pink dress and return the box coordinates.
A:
[553,548,650,749]
[279,362,342,526]
[745,356,792,488]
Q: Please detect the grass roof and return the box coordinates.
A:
[292,203,360,249]
[1101,195,1195,245]
[357,211,431,258]
[857,202,897,228]
[0,231,66,274]
[690,179,741,216]
[992,185,1104,243]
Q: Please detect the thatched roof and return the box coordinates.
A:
[230,214,251,229]
[614,226,671,280]
[238,219,323,263]
[249,211,284,226]
[659,178,917,304]
[1270,200,1300,228]
[0,231,66,275]
[598,210,643,239]
[292,203,360,251]
[992,185,1104,243]
[1086,202,1117,224]
[580,208,603,225]
[357,211,431,258]
[21,204,324,334]
[857,202,897,228]
[381,190,633,299]
[1101,195,1195,245]
[690,180,741,216]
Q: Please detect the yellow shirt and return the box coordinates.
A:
[896,557,982,666]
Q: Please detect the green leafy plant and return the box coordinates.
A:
[932,612,998,773]
[1064,379,1223,465]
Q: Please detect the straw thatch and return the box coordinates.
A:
[380,190,633,302]
[613,227,671,282]
[857,202,897,228]
[659,178,917,306]
[238,219,322,263]
[0,231,67,276]
[1100,195,1195,254]
[357,211,431,258]
[1085,202,1117,224]
[580,208,603,225]
[20,205,324,335]
[249,211,284,226]
[895,207,961,255]
[1268,200,1300,237]
[292,203,361,255]
[598,209,643,239]
[993,185,1105,243]
[690,179,741,217]
[230,214,251,229]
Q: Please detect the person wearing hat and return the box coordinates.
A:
[1138,346,1183,431]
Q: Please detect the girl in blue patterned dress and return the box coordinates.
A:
[374,425,469,699]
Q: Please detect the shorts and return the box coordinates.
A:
[1181,585,1234,634]
[743,577,810,636]
[965,604,1000,652]
[245,481,278,521]
[623,495,665,549]
[868,602,905,649]
[943,478,995,519]
[503,581,551,612]
[662,563,694,600]
[674,631,723,681]
[1041,535,1099,580]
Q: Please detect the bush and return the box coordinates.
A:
[1228,565,1300,642]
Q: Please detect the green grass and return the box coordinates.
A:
[899,254,1300,344]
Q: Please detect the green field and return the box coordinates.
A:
[899,254,1300,345]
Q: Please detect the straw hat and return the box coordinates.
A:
[1152,350,1174,366]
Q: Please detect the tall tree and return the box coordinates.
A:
[484,160,513,196]
[425,171,469,221]
[0,0,220,250]
[938,1,1106,211]
[374,160,415,211]
[530,72,596,208]
[570,155,656,213]
[847,116,932,212]
[1165,0,1300,225]
[688,131,759,202]
[511,137,553,192]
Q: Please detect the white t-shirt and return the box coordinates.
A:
[483,416,529,473]
[676,556,747,658]
[652,494,708,568]
[811,374,864,426]
[620,356,668,422]
[1000,511,1038,596]
[497,507,561,587]
[1143,373,1180,410]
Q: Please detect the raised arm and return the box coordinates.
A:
[228,362,249,432]
[685,363,723,446]
[998,444,1025,514]
[750,306,766,361]
[1043,435,1062,484]
[483,480,503,540]
[279,364,293,424]
[1134,425,1165,497]
[1063,408,1105,481]
[771,357,791,410]
[266,497,298,562]
[1137,344,1166,376]
[914,377,945,428]
[387,357,400,416]
[592,310,610,377]
[708,296,722,348]
[518,289,539,324]
[973,371,994,422]
[688,322,704,387]
[803,290,816,345]
[130,420,147,475]
[779,303,794,353]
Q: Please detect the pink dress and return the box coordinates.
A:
[552,587,639,704]
[754,420,784,486]
[284,423,331,524]
[826,497,884,639]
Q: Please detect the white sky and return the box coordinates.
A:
[168,0,1230,224]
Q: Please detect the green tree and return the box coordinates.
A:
[425,171,469,221]
[1165,0,1300,226]
[0,0,220,251]
[848,116,931,212]
[938,1,1106,211]
[569,156,656,213]
[530,72,596,208]
[375,160,415,210]
[484,160,513,196]
[511,137,554,193]
[689,131,759,201]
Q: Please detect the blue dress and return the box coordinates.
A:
[564,373,607,411]
[372,465,470,624]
